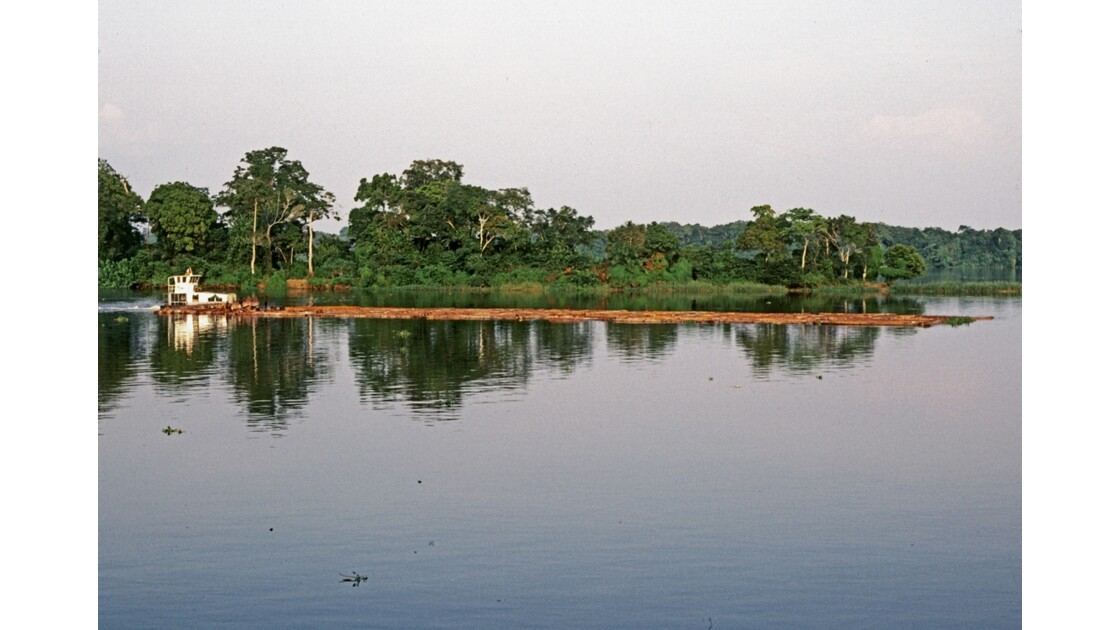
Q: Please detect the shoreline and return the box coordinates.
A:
[156,304,990,328]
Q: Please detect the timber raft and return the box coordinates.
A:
[157,304,991,328]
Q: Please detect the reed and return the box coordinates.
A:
[891,281,1021,296]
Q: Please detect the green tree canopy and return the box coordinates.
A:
[781,207,827,271]
[214,147,335,276]
[350,173,403,241]
[737,205,787,263]
[98,159,145,261]
[880,244,927,282]
[145,182,217,262]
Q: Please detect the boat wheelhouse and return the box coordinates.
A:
[166,269,236,306]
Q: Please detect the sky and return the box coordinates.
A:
[98,0,1021,232]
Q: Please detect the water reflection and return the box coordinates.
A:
[98,313,148,414]
[534,320,595,375]
[605,323,679,362]
[225,317,334,431]
[100,307,928,429]
[349,319,537,421]
[149,315,222,389]
[264,290,933,316]
[735,324,879,376]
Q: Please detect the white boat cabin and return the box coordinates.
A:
[167,269,236,306]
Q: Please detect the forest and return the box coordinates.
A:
[98,148,1021,292]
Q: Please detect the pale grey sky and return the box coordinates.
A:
[98,0,1021,231]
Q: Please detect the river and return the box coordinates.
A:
[98,291,1021,628]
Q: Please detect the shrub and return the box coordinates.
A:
[264,271,289,295]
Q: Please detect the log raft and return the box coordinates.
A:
[157,304,991,328]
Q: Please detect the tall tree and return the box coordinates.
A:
[781,207,827,271]
[475,188,532,255]
[395,160,467,253]
[215,147,334,276]
[527,205,596,270]
[304,187,338,277]
[98,159,145,261]
[350,173,403,241]
[606,221,647,269]
[824,214,878,280]
[737,205,786,262]
[400,159,464,190]
[145,182,218,262]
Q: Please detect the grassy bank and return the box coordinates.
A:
[890,281,1022,296]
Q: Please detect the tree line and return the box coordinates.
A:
[99,147,1006,291]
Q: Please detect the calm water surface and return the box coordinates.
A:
[99,293,1021,628]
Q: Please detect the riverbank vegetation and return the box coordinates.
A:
[98,150,1021,296]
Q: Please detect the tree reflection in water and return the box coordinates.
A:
[734,323,880,376]
[98,312,150,415]
[225,317,335,432]
[605,323,679,362]
[100,312,895,428]
[349,319,595,420]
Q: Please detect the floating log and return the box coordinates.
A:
[156,304,991,328]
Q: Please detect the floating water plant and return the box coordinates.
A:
[162,426,183,435]
[339,572,368,587]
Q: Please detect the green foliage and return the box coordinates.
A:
[664,258,693,283]
[102,151,1019,296]
[98,257,143,289]
[98,249,162,289]
[146,181,218,261]
[98,159,146,261]
[876,223,1022,270]
[737,205,788,263]
[400,159,464,190]
[350,172,402,240]
[604,221,682,285]
[781,207,828,271]
[606,264,650,288]
[264,270,289,295]
[682,243,752,284]
[550,268,602,287]
[214,146,336,276]
[880,244,927,282]
[660,220,750,248]
[891,281,1022,296]
[308,233,352,279]
[756,257,801,287]
[527,206,597,267]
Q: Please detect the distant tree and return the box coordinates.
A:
[644,222,681,268]
[400,159,464,190]
[737,205,787,263]
[476,188,532,255]
[880,244,927,282]
[526,205,597,271]
[145,182,218,262]
[875,223,1021,270]
[606,221,647,269]
[395,160,467,253]
[98,159,145,261]
[825,215,878,280]
[350,173,403,241]
[781,207,827,271]
[605,221,684,284]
